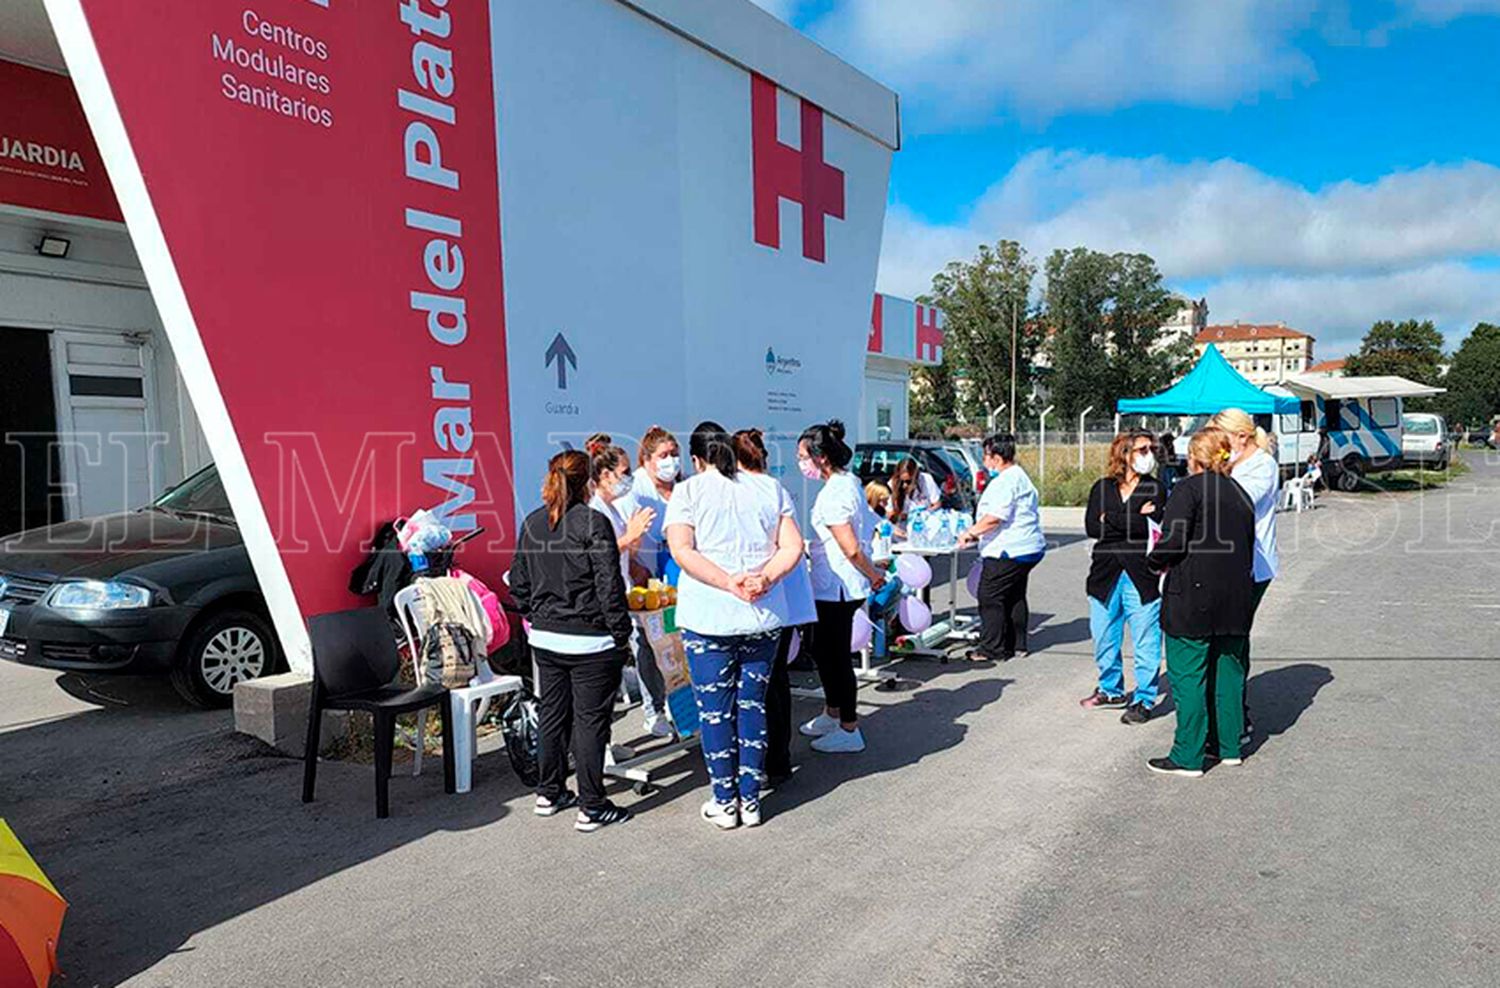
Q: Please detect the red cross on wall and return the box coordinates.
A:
[916,304,944,362]
[751,73,846,263]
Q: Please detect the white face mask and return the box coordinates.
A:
[1133,452,1157,476]
[654,457,680,483]
[608,474,631,500]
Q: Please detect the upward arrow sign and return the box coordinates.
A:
[545,332,577,389]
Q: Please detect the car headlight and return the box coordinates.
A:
[48,580,152,610]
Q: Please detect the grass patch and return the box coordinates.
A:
[1350,456,1470,494]
[1013,444,1110,506]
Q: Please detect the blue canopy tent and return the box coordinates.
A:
[1116,345,1299,415]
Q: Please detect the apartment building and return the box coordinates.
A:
[1194,322,1315,384]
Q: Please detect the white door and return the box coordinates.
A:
[49,331,163,519]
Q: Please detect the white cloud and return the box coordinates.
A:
[876,152,1500,350]
[808,0,1322,123]
[804,0,1500,123]
[1206,264,1500,353]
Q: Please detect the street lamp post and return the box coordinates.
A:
[1078,405,1094,470]
[1038,404,1056,486]
[1009,296,1018,434]
[987,403,1007,433]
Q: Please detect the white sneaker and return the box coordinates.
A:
[811,726,866,753]
[701,799,739,830]
[643,715,673,738]
[740,801,763,827]
[799,713,839,738]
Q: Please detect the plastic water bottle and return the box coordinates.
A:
[936,512,953,549]
[910,509,927,549]
[955,515,971,544]
[407,549,428,575]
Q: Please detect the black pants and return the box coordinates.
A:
[978,556,1037,658]
[812,598,864,723]
[534,645,628,812]
[764,626,796,778]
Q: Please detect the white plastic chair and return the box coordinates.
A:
[393,583,523,794]
[1281,475,1315,513]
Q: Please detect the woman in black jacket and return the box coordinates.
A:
[1146,426,1257,778]
[1080,431,1164,724]
[510,450,634,831]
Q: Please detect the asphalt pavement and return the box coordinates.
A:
[2,452,1498,987]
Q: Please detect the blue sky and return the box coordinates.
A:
[753,0,1500,358]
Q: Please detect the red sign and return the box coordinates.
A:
[750,73,845,263]
[73,0,516,620]
[0,59,121,222]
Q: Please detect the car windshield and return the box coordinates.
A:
[1404,417,1438,435]
[932,447,973,482]
[154,465,235,520]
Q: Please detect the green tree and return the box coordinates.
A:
[1441,322,1500,427]
[925,240,1041,428]
[1043,248,1185,420]
[1343,319,1446,383]
[910,360,958,429]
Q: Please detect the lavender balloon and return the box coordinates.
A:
[894,553,933,590]
[899,595,933,634]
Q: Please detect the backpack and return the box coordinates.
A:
[450,568,511,655]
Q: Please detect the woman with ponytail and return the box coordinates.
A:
[510,450,634,832]
[1145,427,1256,778]
[665,421,805,829]
[1210,407,1281,745]
[797,419,884,754]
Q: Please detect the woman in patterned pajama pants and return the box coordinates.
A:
[683,631,778,810]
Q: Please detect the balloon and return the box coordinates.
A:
[895,553,933,590]
[966,560,982,599]
[899,596,933,634]
[850,610,876,651]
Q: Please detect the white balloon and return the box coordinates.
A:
[895,553,933,590]
[899,596,933,634]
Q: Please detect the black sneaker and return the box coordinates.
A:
[1147,756,1203,778]
[1120,702,1152,725]
[575,802,633,832]
[534,791,578,817]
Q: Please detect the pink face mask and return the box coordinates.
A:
[798,457,821,480]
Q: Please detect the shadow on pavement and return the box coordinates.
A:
[769,671,1013,821]
[3,683,514,987]
[1248,662,1335,748]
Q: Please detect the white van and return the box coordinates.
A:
[1168,375,1444,491]
[1276,376,1445,491]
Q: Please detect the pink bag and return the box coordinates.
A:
[451,568,510,654]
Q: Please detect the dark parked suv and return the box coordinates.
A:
[0,464,279,707]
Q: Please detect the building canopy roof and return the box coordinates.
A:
[1117,345,1300,415]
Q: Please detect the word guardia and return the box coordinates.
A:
[2,137,86,172]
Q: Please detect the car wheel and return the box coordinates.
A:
[171,609,278,708]
[1334,458,1364,492]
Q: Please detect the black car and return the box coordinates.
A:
[851,441,978,511]
[0,464,280,707]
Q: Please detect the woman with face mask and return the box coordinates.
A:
[619,426,682,737]
[586,434,657,590]
[797,420,886,754]
[1080,431,1165,724]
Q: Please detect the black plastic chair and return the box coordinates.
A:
[301,607,455,818]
